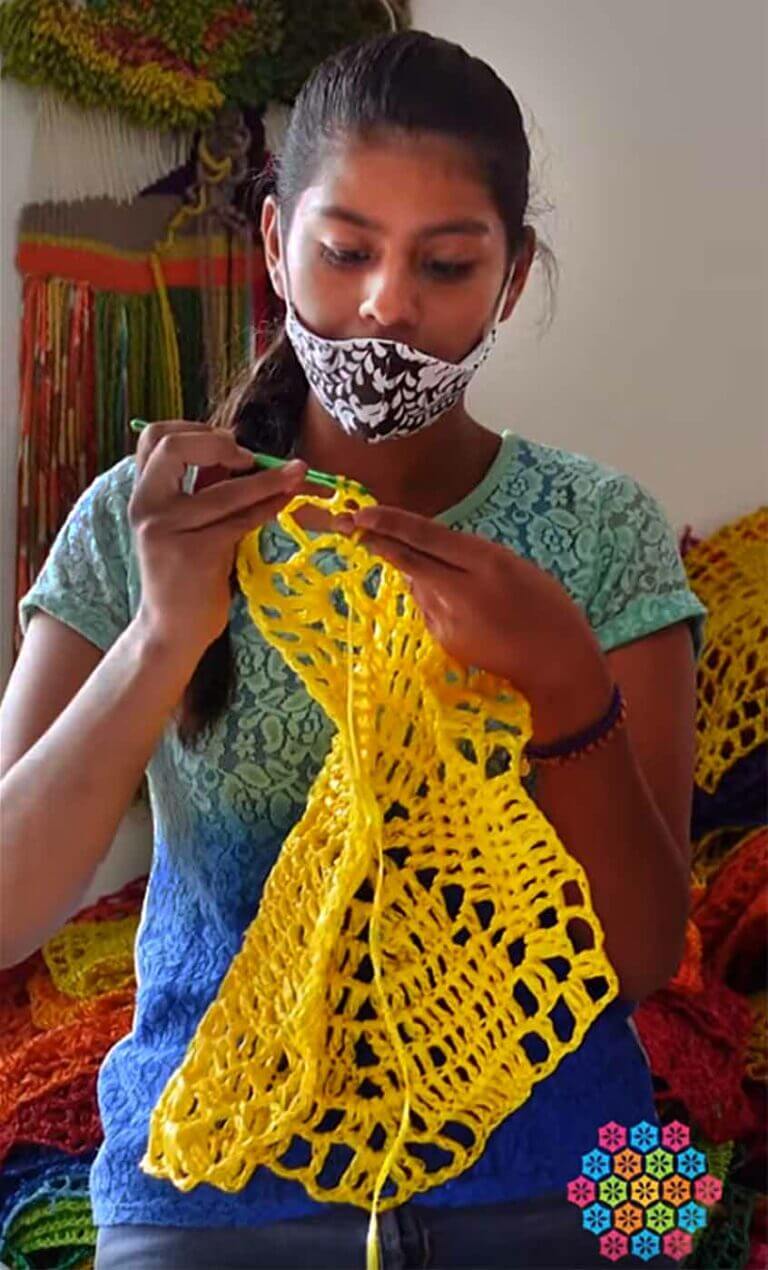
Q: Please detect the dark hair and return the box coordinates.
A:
[175,28,558,748]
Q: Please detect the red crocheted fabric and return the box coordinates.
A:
[0,1001,38,1053]
[0,951,45,996]
[0,1071,102,1166]
[693,828,766,950]
[635,970,756,1142]
[0,1001,133,1121]
[691,828,767,993]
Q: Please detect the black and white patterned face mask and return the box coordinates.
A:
[279,215,513,445]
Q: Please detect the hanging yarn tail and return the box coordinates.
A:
[344,593,413,1270]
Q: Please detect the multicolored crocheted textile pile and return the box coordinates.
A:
[0,877,144,1269]
[634,507,767,1268]
[1,506,763,1267]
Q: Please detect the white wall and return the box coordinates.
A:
[413,0,767,528]
[1,1,766,902]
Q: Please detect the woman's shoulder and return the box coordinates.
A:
[89,453,139,507]
[509,432,632,494]
[17,455,140,648]
[495,431,674,537]
[83,454,139,547]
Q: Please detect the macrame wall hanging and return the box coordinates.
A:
[1,0,410,652]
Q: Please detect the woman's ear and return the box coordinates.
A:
[261,195,286,300]
[501,225,537,322]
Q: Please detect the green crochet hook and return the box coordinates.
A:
[128,419,371,497]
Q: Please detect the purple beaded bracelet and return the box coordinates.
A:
[525,683,627,767]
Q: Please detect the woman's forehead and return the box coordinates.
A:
[292,134,503,237]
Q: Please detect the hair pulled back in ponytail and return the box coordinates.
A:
[175,28,557,748]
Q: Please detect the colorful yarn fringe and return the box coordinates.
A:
[14,174,270,651]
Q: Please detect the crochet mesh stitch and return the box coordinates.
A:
[684,507,767,794]
[635,971,755,1142]
[142,489,619,1212]
[42,916,138,998]
[0,1073,102,1167]
[4,1193,94,1260]
[692,827,766,989]
[27,972,134,1033]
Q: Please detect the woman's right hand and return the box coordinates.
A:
[128,421,308,656]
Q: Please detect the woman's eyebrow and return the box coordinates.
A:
[317,205,490,238]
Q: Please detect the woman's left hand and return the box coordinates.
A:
[337,504,612,732]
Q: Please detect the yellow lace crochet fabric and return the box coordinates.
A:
[141,488,619,1229]
[684,507,767,794]
[42,916,138,998]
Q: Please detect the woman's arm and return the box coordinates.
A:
[0,611,200,968]
[531,621,696,1001]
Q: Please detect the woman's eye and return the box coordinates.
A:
[319,245,475,280]
[320,244,370,267]
[425,260,475,281]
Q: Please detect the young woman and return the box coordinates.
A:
[1,29,707,1270]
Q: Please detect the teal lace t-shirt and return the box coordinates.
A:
[18,428,708,1229]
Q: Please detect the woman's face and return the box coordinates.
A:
[262,131,535,364]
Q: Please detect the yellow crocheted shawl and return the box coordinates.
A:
[141,487,619,1258]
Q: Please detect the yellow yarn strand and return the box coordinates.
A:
[148,251,183,420]
[343,596,413,1270]
[141,488,619,1246]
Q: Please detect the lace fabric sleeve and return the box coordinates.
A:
[17,458,136,652]
[588,471,708,658]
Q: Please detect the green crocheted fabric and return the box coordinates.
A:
[684,1142,755,1269]
[4,1194,95,1265]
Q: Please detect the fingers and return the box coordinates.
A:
[353,531,446,582]
[214,489,307,539]
[185,468,307,532]
[350,506,470,572]
[135,422,253,482]
[133,425,307,527]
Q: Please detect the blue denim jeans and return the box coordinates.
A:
[95,1191,678,1269]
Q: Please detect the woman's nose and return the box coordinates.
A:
[358,265,420,333]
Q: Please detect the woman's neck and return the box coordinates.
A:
[292,396,503,518]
